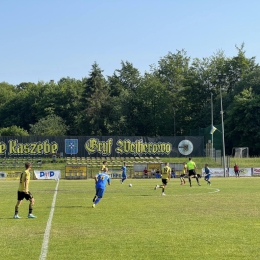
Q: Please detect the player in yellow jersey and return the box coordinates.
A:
[180,162,187,185]
[154,162,171,195]
[13,162,37,219]
[101,161,107,171]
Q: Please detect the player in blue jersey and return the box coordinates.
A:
[92,167,111,208]
[121,162,127,184]
[204,164,212,185]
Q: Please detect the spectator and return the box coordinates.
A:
[156,169,161,178]
[234,163,239,178]
[151,168,156,178]
[171,168,176,178]
[143,167,148,178]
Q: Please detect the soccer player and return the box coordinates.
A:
[13,162,37,219]
[204,164,212,185]
[180,162,187,185]
[101,161,107,171]
[154,162,171,196]
[92,167,111,208]
[187,157,201,187]
[121,162,127,184]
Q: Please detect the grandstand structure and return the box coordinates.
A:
[0,156,43,169]
[65,156,163,168]
[64,156,164,179]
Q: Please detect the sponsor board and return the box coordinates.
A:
[201,168,227,177]
[65,166,87,179]
[253,168,260,176]
[34,170,61,180]
[0,172,6,178]
[229,168,252,177]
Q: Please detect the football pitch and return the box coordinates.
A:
[1,177,260,260]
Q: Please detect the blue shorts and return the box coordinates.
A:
[122,174,127,179]
[96,188,105,198]
[204,174,211,180]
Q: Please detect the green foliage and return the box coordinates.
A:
[79,62,110,135]
[29,114,68,136]
[226,88,260,154]
[1,46,260,154]
[0,125,29,136]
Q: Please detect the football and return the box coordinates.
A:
[129,183,132,187]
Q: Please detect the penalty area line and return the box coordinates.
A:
[39,180,59,260]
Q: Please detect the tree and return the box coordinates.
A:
[110,61,142,135]
[225,88,260,155]
[29,114,68,136]
[79,62,109,135]
[135,73,172,136]
[0,125,29,136]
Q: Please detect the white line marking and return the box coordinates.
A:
[208,188,220,194]
[39,180,59,260]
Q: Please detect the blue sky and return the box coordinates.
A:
[0,0,259,85]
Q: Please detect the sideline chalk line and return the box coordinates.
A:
[39,180,59,260]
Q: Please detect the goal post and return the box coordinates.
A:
[232,147,249,158]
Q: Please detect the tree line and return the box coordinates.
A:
[1,44,260,155]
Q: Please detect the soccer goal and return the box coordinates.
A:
[232,147,249,158]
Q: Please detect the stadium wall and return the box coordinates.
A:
[0,136,204,158]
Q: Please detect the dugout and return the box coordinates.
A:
[65,165,87,179]
[133,162,183,178]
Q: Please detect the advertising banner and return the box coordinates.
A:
[201,168,227,177]
[0,172,6,178]
[253,168,260,176]
[0,136,204,158]
[34,170,61,180]
[65,166,87,179]
[228,168,251,177]
[4,171,21,179]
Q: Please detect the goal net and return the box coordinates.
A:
[232,147,249,158]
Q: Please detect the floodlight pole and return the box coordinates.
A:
[174,108,176,136]
[219,77,226,177]
[211,93,214,158]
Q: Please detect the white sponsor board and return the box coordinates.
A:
[253,168,260,176]
[201,168,228,177]
[0,172,6,178]
[34,170,61,180]
[228,168,251,177]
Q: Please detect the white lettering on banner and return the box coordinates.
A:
[34,170,61,180]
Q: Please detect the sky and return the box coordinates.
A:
[0,0,259,85]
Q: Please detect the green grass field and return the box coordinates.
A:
[1,176,260,260]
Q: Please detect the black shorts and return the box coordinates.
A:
[180,174,186,177]
[188,170,197,177]
[162,179,168,185]
[17,191,33,201]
